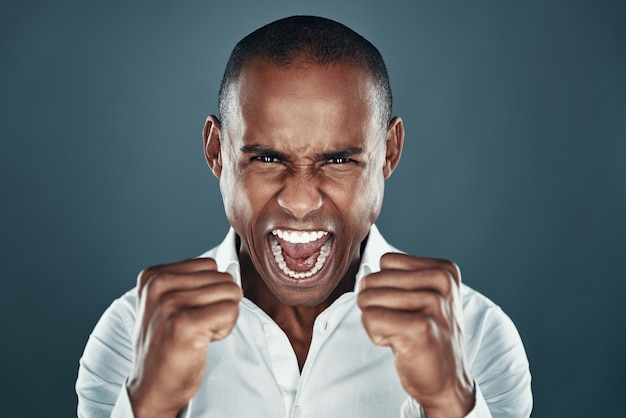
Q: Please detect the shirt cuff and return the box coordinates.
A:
[400,382,491,418]
[110,381,190,418]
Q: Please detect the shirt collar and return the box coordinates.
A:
[214,227,243,286]
[211,224,398,292]
[353,224,399,291]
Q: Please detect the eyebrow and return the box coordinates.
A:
[240,144,364,161]
[318,147,363,161]
[240,145,290,161]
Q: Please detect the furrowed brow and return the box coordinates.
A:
[318,147,363,161]
[240,145,290,161]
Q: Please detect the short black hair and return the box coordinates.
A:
[218,15,392,128]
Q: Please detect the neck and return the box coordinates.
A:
[238,243,360,371]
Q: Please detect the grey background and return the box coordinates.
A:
[1,0,624,416]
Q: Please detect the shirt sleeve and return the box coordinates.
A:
[400,291,532,418]
[400,383,491,418]
[76,292,137,417]
[466,303,533,417]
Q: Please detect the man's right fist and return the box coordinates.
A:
[128,258,242,418]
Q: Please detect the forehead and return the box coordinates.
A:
[227,60,382,151]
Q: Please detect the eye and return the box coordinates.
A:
[254,155,281,163]
[326,157,352,164]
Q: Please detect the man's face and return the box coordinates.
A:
[208,60,401,307]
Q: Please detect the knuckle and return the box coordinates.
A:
[194,257,218,271]
[379,252,394,263]
[356,289,372,308]
[210,281,242,303]
[359,275,369,289]
[360,308,374,327]
[158,292,179,317]
[360,306,383,329]
[380,251,402,266]
[427,268,454,295]
[224,282,243,300]
[212,301,240,331]
[143,272,170,299]
[437,259,461,284]
[156,290,241,345]
[428,293,447,317]
[137,266,157,292]
[212,299,239,319]
[205,257,218,270]
[451,262,462,283]
[440,271,455,295]
[138,262,184,294]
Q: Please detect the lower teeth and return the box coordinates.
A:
[271,238,331,279]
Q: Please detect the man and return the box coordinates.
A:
[77,16,532,417]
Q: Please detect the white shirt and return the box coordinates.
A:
[76,225,532,417]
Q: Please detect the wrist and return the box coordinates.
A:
[420,378,475,418]
[128,378,184,418]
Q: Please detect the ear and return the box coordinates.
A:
[203,115,223,178]
[383,116,404,179]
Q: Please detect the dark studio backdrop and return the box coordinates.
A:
[1,1,624,416]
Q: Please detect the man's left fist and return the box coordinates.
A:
[358,252,475,417]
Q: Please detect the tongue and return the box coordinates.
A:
[284,251,318,272]
[277,234,329,259]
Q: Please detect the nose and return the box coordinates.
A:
[277,173,323,219]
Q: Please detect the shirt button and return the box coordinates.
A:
[293,405,302,417]
[263,323,274,335]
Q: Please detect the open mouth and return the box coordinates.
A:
[268,229,333,280]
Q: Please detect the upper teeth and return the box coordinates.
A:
[272,229,328,244]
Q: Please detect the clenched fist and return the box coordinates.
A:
[358,253,474,418]
[128,258,242,418]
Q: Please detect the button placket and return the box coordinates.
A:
[261,320,300,416]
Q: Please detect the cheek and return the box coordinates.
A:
[353,170,384,221]
[220,166,250,227]
[220,167,277,228]
[326,167,384,225]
